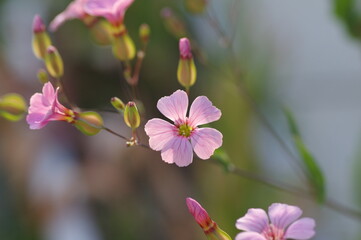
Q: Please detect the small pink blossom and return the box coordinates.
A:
[235,203,316,240]
[144,90,222,167]
[26,82,74,129]
[179,38,192,59]
[33,15,46,33]
[84,0,134,26]
[49,0,89,31]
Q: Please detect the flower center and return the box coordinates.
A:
[178,124,193,137]
[263,225,285,240]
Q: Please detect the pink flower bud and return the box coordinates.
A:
[186,197,214,231]
[179,38,192,59]
[33,15,46,33]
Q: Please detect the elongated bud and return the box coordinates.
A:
[32,15,52,59]
[74,111,103,136]
[37,69,49,84]
[177,38,196,90]
[139,23,151,45]
[44,46,64,78]
[0,93,27,121]
[161,7,187,38]
[111,24,136,61]
[90,19,113,45]
[186,198,231,240]
[111,97,125,112]
[124,101,140,129]
[185,0,208,14]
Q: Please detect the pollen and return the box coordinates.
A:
[178,124,193,137]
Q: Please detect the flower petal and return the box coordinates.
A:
[188,96,221,126]
[161,136,193,167]
[191,128,222,160]
[144,118,177,151]
[236,208,269,233]
[157,90,188,124]
[268,203,302,230]
[49,0,87,31]
[284,217,315,239]
[235,232,267,240]
[26,112,48,129]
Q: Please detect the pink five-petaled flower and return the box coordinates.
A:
[144,90,222,167]
[235,203,316,240]
[26,82,75,129]
[50,0,90,31]
[84,0,134,26]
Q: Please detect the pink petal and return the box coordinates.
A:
[26,112,48,129]
[235,232,267,240]
[144,118,177,151]
[188,96,221,127]
[161,136,193,167]
[235,208,269,233]
[41,82,56,106]
[157,90,188,124]
[28,93,49,113]
[49,0,87,31]
[85,0,134,24]
[268,203,302,230]
[186,198,213,229]
[191,128,222,159]
[284,218,315,239]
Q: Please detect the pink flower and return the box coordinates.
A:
[33,15,46,33]
[179,38,192,59]
[49,0,89,31]
[235,203,316,240]
[186,198,215,232]
[26,82,75,129]
[144,90,222,167]
[84,0,134,26]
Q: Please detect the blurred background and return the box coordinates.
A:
[0,0,361,239]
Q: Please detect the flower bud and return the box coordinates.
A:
[111,97,125,112]
[37,69,49,84]
[124,101,140,129]
[139,23,151,45]
[0,93,27,121]
[160,7,187,38]
[186,198,231,240]
[90,19,113,46]
[32,15,52,59]
[112,32,136,61]
[74,111,103,136]
[44,46,64,78]
[185,0,208,14]
[177,38,196,89]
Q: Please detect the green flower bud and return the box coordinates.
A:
[177,38,197,90]
[111,97,125,112]
[112,33,136,61]
[44,46,64,78]
[0,93,27,121]
[74,111,103,136]
[90,19,113,46]
[37,69,49,84]
[139,23,151,44]
[124,101,140,130]
[32,15,52,59]
[185,0,208,14]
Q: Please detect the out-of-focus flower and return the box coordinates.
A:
[84,0,135,26]
[26,82,75,129]
[32,15,52,59]
[235,203,316,240]
[184,0,208,14]
[144,90,222,167]
[160,7,187,38]
[186,198,231,240]
[49,0,91,31]
[178,38,196,90]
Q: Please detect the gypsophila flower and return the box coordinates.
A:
[235,203,316,240]
[144,90,222,167]
[26,82,75,129]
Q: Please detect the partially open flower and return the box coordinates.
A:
[235,203,316,240]
[145,90,222,167]
[84,0,135,26]
[26,82,75,129]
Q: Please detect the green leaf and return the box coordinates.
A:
[284,108,326,203]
